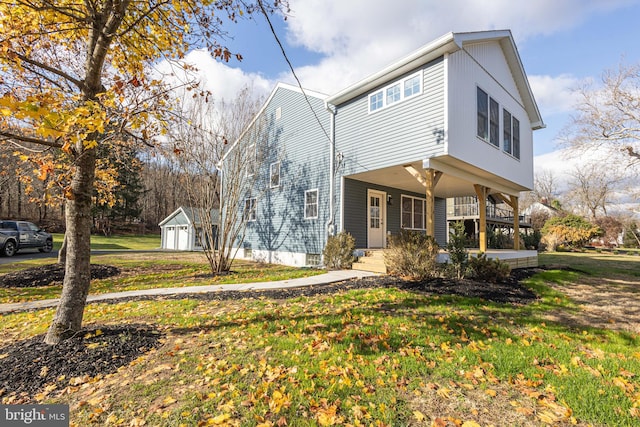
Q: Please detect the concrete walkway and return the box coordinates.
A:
[0,270,378,314]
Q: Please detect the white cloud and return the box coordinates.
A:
[528,74,583,116]
[278,0,640,93]
[182,50,274,102]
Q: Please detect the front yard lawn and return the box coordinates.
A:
[0,252,639,425]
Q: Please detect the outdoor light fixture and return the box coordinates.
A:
[387,195,393,205]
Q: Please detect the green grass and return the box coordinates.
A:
[1,252,639,425]
[49,233,161,251]
[539,251,640,277]
[0,253,325,303]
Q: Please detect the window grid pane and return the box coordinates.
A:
[404,75,420,97]
[513,118,520,159]
[305,190,318,219]
[477,87,488,140]
[489,97,499,146]
[386,84,401,105]
[370,92,383,111]
[503,109,512,154]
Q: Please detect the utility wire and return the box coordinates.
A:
[257,0,332,143]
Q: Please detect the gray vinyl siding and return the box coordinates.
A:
[343,178,446,248]
[240,87,330,257]
[335,57,446,175]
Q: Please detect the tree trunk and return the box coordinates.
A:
[45,148,96,345]
[57,232,67,264]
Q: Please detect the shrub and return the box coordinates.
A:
[488,230,511,249]
[323,232,355,269]
[385,230,439,280]
[446,221,469,279]
[469,252,511,283]
[521,230,542,250]
[541,214,601,250]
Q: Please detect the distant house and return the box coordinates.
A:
[159,206,219,251]
[223,30,544,268]
[522,200,560,218]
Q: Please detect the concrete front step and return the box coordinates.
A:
[352,249,387,273]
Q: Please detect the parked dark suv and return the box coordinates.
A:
[0,220,54,257]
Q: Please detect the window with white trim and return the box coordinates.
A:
[270,162,280,188]
[368,71,423,113]
[304,189,318,219]
[386,83,401,105]
[244,198,256,222]
[369,92,383,111]
[401,195,426,229]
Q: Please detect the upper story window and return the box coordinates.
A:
[478,86,521,159]
[369,92,383,111]
[404,74,421,97]
[368,70,423,113]
[386,83,401,105]
[270,162,280,188]
[477,87,499,146]
[275,106,282,120]
[503,108,521,160]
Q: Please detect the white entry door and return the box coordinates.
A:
[367,189,386,248]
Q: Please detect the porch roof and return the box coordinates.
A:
[345,155,529,198]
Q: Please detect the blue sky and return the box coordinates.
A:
[189,0,640,164]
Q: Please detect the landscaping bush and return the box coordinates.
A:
[469,252,511,283]
[541,214,601,251]
[322,232,356,269]
[385,229,439,280]
[446,221,469,279]
[522,230,542,250]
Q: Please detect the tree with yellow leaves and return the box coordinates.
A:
[0,0,286,344]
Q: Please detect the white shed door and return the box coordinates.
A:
[165,226,176,250]
[177,226,189,250]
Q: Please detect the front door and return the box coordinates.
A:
[367,189,386,248]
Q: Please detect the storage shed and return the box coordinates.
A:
[159,206,219,251]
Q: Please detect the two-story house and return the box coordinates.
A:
[224,30,544,269]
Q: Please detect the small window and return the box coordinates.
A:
[386,83,401,105]
[404,74,421,98]
[275,106,282,120]
[369,91,383,112]
[503,109,512,154]
[477,87,488,140]
[270,162,280,188]
[304,189,319,219]
[244,198,256,222]
[306,253,321,266]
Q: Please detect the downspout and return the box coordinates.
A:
[324,102,336,239]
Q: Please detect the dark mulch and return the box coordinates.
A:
[0,325,162,403]
[0,263,121,288]
[0,264,541,403]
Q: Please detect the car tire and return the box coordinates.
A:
[39,239,53,253]
[2,240,17,257]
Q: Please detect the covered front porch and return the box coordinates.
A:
[341,154,535,269]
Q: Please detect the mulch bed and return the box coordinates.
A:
[0,264,121,288]
[0,325,161,403]
[0,264,541,403]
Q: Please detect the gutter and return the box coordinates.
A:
[325,102,336,238]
